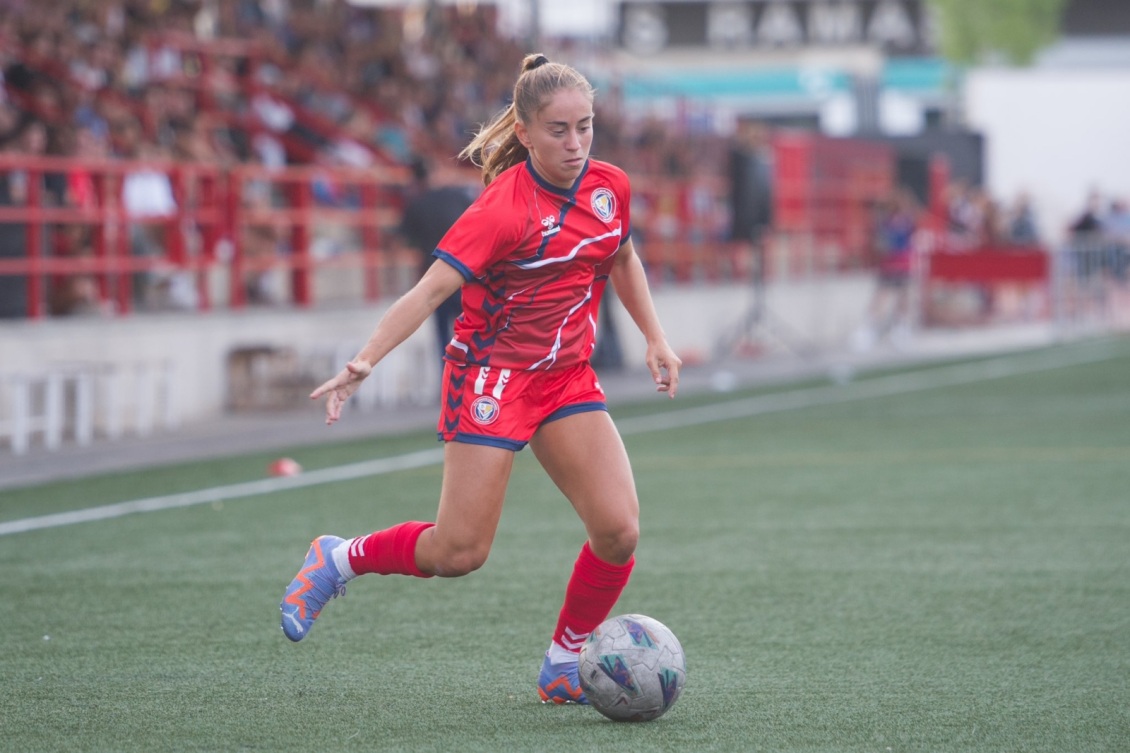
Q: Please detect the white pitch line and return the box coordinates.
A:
[0,449,444,537]
[0,343,1119,537]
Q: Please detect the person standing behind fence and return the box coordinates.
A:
[397,156,477,361]
[0,115,31,319]
[0,116,56,318]
[1102,198,1130,290]
[855,188,919,351]
[280,53,682,706]
[727,118,773,281]
[1006,191,1040,246]
[119,126,181,310]
[49,124,110,316]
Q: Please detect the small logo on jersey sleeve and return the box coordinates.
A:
[471,395,501,425]
[591,188,616,223]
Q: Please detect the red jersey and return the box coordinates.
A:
[434,158,631,370]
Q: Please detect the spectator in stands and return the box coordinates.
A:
[121,136,182,309]
[1102,198,1130,285]
[396,155,476,361]
[66,124,109,199]
[1064,190,1108,299]
[250,88,295,139]
[1068,190,1104,238]
[369,79,415,163]
[1006,192,1040,245]
[945,180,982,249]
[51,123,109,316]
[239,153,284,305]
[978,193,1005,246]
[1102,198,1130,243]
[0,115,67,318]
[0,0,735,317]
[0,114,32,318]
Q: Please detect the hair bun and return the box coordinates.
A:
[530,54,550,70]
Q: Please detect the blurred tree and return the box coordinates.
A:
[928,0,1068,65]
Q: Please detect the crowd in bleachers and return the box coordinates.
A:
[940,181,1043,250]
[8,0,1116,323]
[0,0,709,176]
[0,0,726,316]
[0,0,510,169]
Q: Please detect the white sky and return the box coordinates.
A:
[347,0,617,38]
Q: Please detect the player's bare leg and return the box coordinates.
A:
[414,442,514,577]
[531,410,639,564]
[281,442,512,641]
[530,410,640,703]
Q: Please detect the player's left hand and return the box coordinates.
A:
[310,359,373,425]
[646,342,682,399]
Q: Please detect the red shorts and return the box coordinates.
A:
[437,361,607,450]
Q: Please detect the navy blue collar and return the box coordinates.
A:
[525,157,589,198]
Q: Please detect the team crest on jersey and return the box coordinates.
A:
[471,396,501,425]
[591,187,616,223]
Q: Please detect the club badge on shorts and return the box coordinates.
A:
[471,395,501,425]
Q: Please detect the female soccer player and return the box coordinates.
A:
[280,53,682,705]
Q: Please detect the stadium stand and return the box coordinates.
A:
[1,1,1127,458]
[1,0,1049,318]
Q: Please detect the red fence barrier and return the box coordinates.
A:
[0,154,228,316]
[225,163,406,307]
[1,154,759,318]
[920,244,1053,327]
[773,131,895,270]
[926,246,1049,283]
[0,145,966,319]
[0,154,410,318]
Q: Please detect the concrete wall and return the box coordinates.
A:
[0,275,874,431]
[964,68,1130,244]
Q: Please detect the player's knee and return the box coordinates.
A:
[591,523,638,566]
[431,544,489,577]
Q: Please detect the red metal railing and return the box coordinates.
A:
[772,130,895,270]
[0,154,410,318]
[0,155,227,316]
[0,142,990,320]
[225,162,408,307]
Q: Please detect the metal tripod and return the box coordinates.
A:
[715,242,815,360]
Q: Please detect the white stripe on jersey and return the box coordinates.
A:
[528,284,593,370]
[514,225,621,270]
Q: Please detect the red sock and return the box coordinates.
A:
[552,542,634,651]
[348,521,435,578]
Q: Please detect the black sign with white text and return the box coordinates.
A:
[617,1,935,55]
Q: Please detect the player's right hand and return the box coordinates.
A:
[310,360,373,425]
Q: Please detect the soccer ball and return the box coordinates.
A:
[577,613,686,722]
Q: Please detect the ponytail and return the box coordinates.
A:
[459,53,594,186]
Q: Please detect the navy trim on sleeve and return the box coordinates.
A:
[433,250,476,281]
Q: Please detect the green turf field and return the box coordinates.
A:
[3,339,1129,752]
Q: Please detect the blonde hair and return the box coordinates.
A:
[459,53,595,186]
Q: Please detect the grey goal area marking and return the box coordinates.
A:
[0,343,1118,537]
